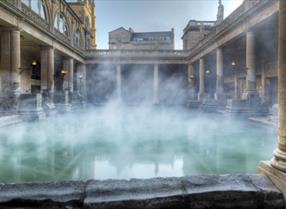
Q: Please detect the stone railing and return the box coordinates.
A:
[85,49,189,59]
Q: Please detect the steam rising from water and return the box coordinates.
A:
[0,103,276,183]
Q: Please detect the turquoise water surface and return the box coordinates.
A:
[0,106,277,183]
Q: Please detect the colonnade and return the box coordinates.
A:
[114,64,160,104]
[188,30,258,102]
[0,27,87,112]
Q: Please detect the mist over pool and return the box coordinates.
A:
[0,104,276,183]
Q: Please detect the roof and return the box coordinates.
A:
[109,27,129,33]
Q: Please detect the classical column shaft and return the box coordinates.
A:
[215,48,224,100]
[188,64,194,88]
[116,64,122,99]
[0,31,11,94]
[63,58,74,92]
[188,64,195,99]
[246,31,256,93]
[153,64,159,104]
[261,68,266,100]
[41,47,54,92]
[10,30,21,91]
[198,58,205,102]
[234,74,239,100]
[271,0,286,172]
[76,64,87,100]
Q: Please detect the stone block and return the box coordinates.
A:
[0,181,85,208]
[17,93,45,121]
[182,174,284,209]
[84,178,185,209]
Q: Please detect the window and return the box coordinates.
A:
[74,30,81,46]
[22,0,46,19]
[54,13,69,36]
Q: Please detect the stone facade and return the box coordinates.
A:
[0,0,96,114]
[67,0,97,49]
[182,20,215,51]
[109,27,175,50]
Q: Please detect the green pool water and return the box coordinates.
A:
[0,106,277,183]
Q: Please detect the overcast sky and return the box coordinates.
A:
[95,0,244,49]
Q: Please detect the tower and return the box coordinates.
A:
[216,0,224,24]
[67,0,97,49]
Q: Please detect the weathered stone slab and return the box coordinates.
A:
[0,181,85,208]
[0,175,283,209]
[182,174,284,209]
[84,177,185,209]
[84,175,284,209]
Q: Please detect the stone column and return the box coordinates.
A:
[116,64,122,100]
[78,64,87,101]
[63,58,74,93]
[198,58,205,102]
[10,29,21,92]
[215,48,224,100]
[245,31,257,96]
[0,30,11,94]
[188,64,195,99]
[41,47,54,93]
[41,47,54,106]
[153,64,159,104]
[271,0,286,173]
[234,74,239,100]
[261,68,266,101]
[258,0,286,197]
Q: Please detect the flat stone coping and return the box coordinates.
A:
[0,174,284,209]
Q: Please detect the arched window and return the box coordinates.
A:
[74,30,81,47]
[22,0,47,19]
[54,13,69,36]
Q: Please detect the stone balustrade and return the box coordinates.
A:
[85,49,189,59]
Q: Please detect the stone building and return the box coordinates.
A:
[0,0,96,115]
[109,27,175,50]
[182,20,215,51]
[66,0,97,49]
[182,0,224,51]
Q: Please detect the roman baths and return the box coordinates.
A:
[0,0,286,208]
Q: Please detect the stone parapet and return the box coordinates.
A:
[0,175,283,209]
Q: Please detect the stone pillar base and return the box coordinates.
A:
[71,91,85,110]
[198,93,204,103]
[42,90,56,117]
[241,90,259,100]
[258,161,286,200]
[17,94,46,121]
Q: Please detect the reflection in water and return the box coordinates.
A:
[0,106,277,183]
